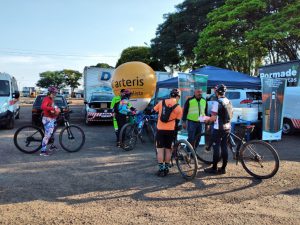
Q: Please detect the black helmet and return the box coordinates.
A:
[121,89,131,98]
[215,84,227,94]
[170,88,181,98]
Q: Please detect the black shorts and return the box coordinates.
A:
[156,130,175,149]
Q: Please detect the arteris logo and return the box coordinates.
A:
[112,76,144,88]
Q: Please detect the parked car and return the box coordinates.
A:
[0,73,20,129]
[84,92,114,125]
[32,94,70,126]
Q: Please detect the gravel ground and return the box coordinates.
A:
[0,104,299,225]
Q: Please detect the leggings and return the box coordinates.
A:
[41,117,56,152]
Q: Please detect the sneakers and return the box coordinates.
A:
[40,151,50,156]
[217,167,226,174]
[156,169,165,177]
[204,167,218,174]
[49,145,58,152]
[116,142,121,147]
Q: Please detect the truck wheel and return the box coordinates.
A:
[282,118,295,135]
[6,117,14,130]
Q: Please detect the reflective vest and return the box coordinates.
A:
[187,98,206,121]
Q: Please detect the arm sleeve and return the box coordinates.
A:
[110,97,117,109]
[41,97,54,112]
[182,99,190,121]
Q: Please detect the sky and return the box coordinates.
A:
[0,0,182,89]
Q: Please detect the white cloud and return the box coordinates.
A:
[0,55,35,64]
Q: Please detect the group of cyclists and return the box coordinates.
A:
[40,84,233,178]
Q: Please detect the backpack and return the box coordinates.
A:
[218,98,233,124]
[160,99,179,123]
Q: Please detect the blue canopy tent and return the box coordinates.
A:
[156,66,261,89]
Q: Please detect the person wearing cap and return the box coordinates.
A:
[182,89,207,147]
[111,89,125,146]
[40,86,60,156]
[153,88,183,177]
[204,84,233,174]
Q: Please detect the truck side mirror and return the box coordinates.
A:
[13,91,20,99]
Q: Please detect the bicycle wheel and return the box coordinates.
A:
[194,133,215,164]
[240,140,280,179]
[119,123,138,151]
[14,125,44,154]
[175,139,198,180]
[59,125,85,152]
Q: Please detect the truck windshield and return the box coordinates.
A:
[90,95,113,102]
[0,80,10,96]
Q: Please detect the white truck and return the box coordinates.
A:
[83,67,114,124]
[259,60,300,134]
[0,72,20,129]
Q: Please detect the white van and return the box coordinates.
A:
[0,73,20,129]
[282,86,300,135]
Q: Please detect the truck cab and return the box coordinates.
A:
[84,92,114,125]
[0,73,20,129]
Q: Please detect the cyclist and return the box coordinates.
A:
[153,89,182,177]
[203,84,233,174]
[182,88,207,147]
[40,86,60,156]
[111,89,125,146]
[115,89,136,146]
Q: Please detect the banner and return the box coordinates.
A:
[262,78,287,140]
[177,73,208,140]
[259,60,300,87]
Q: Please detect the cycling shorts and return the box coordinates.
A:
[156,130,175,149]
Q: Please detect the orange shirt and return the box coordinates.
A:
[154,98,183,131]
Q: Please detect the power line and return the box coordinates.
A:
[0,48,118,58]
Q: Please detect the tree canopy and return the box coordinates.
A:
[36,71,66,90]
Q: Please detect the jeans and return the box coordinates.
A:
[212,128,230,169]
[187,120,202,146]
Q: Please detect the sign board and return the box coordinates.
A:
[262,78,287,140]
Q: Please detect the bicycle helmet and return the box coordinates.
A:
[215,84,227,94]
[48,86,59,94]
[121,89,132,98]
[170,88,181,98]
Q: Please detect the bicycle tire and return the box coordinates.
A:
[119,123,137,151]
[194,133,215,164]
[175,139,198,180]
[240,140,280,179]
[14,125,44,154]
[59,125,85,152]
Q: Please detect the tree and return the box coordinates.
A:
[151,0,225,71]
[194,0,299,74]
[94,63,114,68]
[115,46,165,71]
[36,71,66,89]
[62,69,82,97]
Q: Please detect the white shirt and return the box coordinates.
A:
[211,98,231,130]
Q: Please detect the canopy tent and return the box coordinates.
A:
[156,66,261,89]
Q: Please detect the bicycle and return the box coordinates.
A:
[193,124,279,179]
[167,129,199,180]
[14,111,85,154]
[119,112,157,151]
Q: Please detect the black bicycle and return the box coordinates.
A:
[170,131,199,180]
[193,124,280,179]
[14,111,85,153]
[119,113,157,151]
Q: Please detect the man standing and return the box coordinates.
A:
[182,89,207,147]
[111,89,125,146]
[153,89,182,177]
[204,84,233,174]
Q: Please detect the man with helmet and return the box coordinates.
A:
[204,84,233,174]
[153,88,183,177]
[115,89,135,147]
[182,88,207,147]
[40,86,60,156]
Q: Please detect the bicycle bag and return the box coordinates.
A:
[160,99,178,123]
